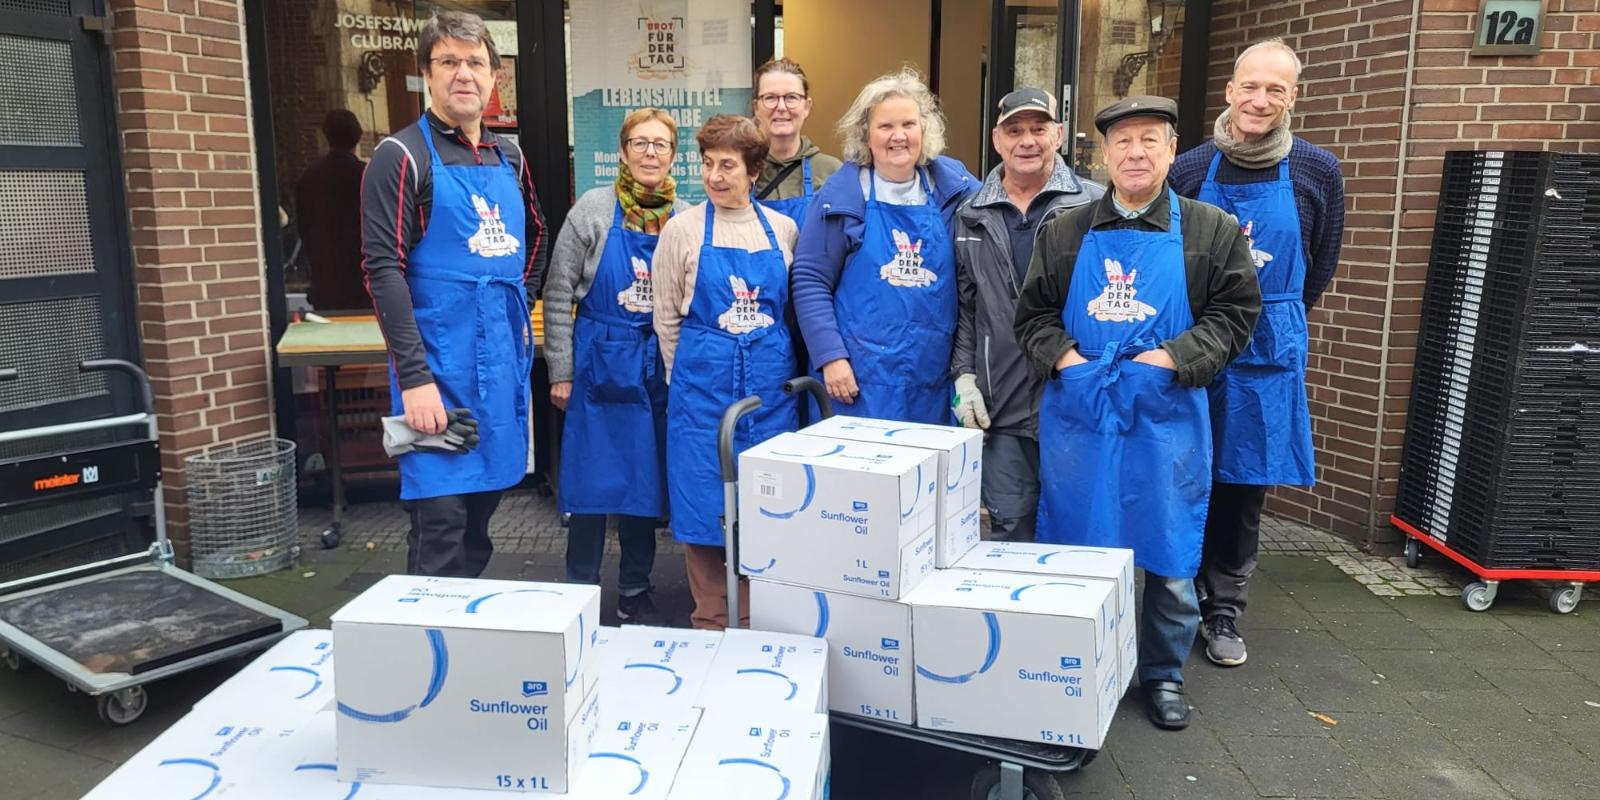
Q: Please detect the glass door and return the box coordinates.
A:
[1069,0,1185,183]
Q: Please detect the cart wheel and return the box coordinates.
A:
[1550,584,1583,615]
[320,526,341,550]
[2,649,28,672]
[1404,539,1421,568]
[1461,582,1495,613]
[969,765,1067,800]
[96,686,148,726]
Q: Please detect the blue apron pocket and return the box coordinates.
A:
[411,305,458,378]
[1234,303,1305,369]
[583,338,650,405]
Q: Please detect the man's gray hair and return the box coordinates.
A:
[417,11,501,73]
[835,67,948,166]
[1233,38,1301,84]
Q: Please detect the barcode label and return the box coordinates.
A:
[755,471,781,500]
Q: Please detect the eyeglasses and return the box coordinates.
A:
[757,93,808,109]
[431,56,492,75]
[626,138,674,155]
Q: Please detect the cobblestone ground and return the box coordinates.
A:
[3,490,1597,799]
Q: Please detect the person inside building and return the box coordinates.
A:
[361,11,548,578]
[297,109,367,311]
[951,88,1103,542]
[545,108,687,624]
[791,67,978,423]
[1014,96,1260,731]
[750,57,841,229]
[1170,38,1345,669]
[653,114,800,630]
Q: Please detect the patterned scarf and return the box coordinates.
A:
[1213,107,1294,170]
[616,164,677,234]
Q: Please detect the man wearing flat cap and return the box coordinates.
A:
[1014,95,1260,730]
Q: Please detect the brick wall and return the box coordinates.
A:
[109,0,273,559]
[1205,0,1600,546]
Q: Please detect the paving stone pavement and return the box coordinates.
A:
[3,494,1599,799]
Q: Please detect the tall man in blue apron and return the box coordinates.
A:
[361,12,548,577]
[1171,39,1345,668]
[1015,96,1260,730]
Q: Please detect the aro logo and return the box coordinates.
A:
[522,681,549,698]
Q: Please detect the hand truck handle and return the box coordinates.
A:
[718,395,764,483]
[80,359,155,415]
[0,368,16,382]
[782,376,833,420]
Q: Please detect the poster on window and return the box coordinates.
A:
[571,0,752,203]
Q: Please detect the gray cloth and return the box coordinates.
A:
[952,156,1103,436]
[543,186,690,383]
[405,491,501,577]
[982,432,1040,542]
[1212,108,1293,170]
[857,168,930,205]
[381,415,472,456]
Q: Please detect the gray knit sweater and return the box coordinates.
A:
[544,186,690,382]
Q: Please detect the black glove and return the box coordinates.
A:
[382,410,482,457]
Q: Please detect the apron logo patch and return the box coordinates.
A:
[617,256,654,313]
[717,275,775,334]
[1241,220,1273,270]
[1085,258,1158,323]
[468,194,522,258]
[879,229,938,288]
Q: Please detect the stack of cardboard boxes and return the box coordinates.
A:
[742,416,1136,750]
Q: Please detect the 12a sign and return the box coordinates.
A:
[1471,0,1545,56]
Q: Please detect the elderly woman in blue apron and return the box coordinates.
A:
[1013,96,1260,732]
[545,108,687,625]
[653,115,801,630]
[750,58,842,230]
[791,67,978,424]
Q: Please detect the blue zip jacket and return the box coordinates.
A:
[791,157,979,371]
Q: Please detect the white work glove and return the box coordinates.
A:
[381,409,480,457]
[952,373,990,430]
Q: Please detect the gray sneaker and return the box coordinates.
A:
[1202,616,1247,666]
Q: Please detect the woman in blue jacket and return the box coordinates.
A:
[790,67,978,424]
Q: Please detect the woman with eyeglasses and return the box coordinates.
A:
[750,58,841,230]
[654,115,799,630]
[545,108,687,624]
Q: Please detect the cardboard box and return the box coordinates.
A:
[82,707,303,800]
[596,625,723,706]
[191,629,335,726]
[697,628,829,714]
[665,708,829,800]
[738,431,939,599]
[955,541,1136,694]
[750,579,914,724]
[330,576,602,792]
[906,569,1119,748]
[802,416,982,568]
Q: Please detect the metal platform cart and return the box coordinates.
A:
[1394,516,1600,613]
[718,377,1094,800]
[0,360,307,725]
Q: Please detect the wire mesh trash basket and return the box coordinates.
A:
[185,438,299,579]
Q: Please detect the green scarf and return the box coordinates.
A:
[616,164,677,234]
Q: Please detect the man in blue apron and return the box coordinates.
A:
[1014,96,1261,730]
[1171,39,1345,669]
[361,12,547,577]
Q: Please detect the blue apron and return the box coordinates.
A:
[666,206,798,545]
[827,167,956,425]
[1035,190,1211,578]
[1199,155,1315,486]
[755,157,813,231]
[390,127,531,501]
[558,201,670,516]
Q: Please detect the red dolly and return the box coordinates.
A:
[1391,515,1600,614]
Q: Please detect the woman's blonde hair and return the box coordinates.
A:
[618,107,679,154]
[835,66,947,166]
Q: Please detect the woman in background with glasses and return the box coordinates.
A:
[545,108,687,625]
[750,58,841,230]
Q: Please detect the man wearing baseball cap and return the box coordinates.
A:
[1014,95,1260,729]
[952,88,1102,542]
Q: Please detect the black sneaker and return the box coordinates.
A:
[617,591,661,625]
[1201,616,1247,666]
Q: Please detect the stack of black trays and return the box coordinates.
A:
[1395,150,1600,570]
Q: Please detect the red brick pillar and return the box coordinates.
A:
[108,0,274,561]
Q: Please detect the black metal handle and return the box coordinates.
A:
[783,376,833,420]
[718,396,764,482]
[0,368,16,382]
[80,359,155,415]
